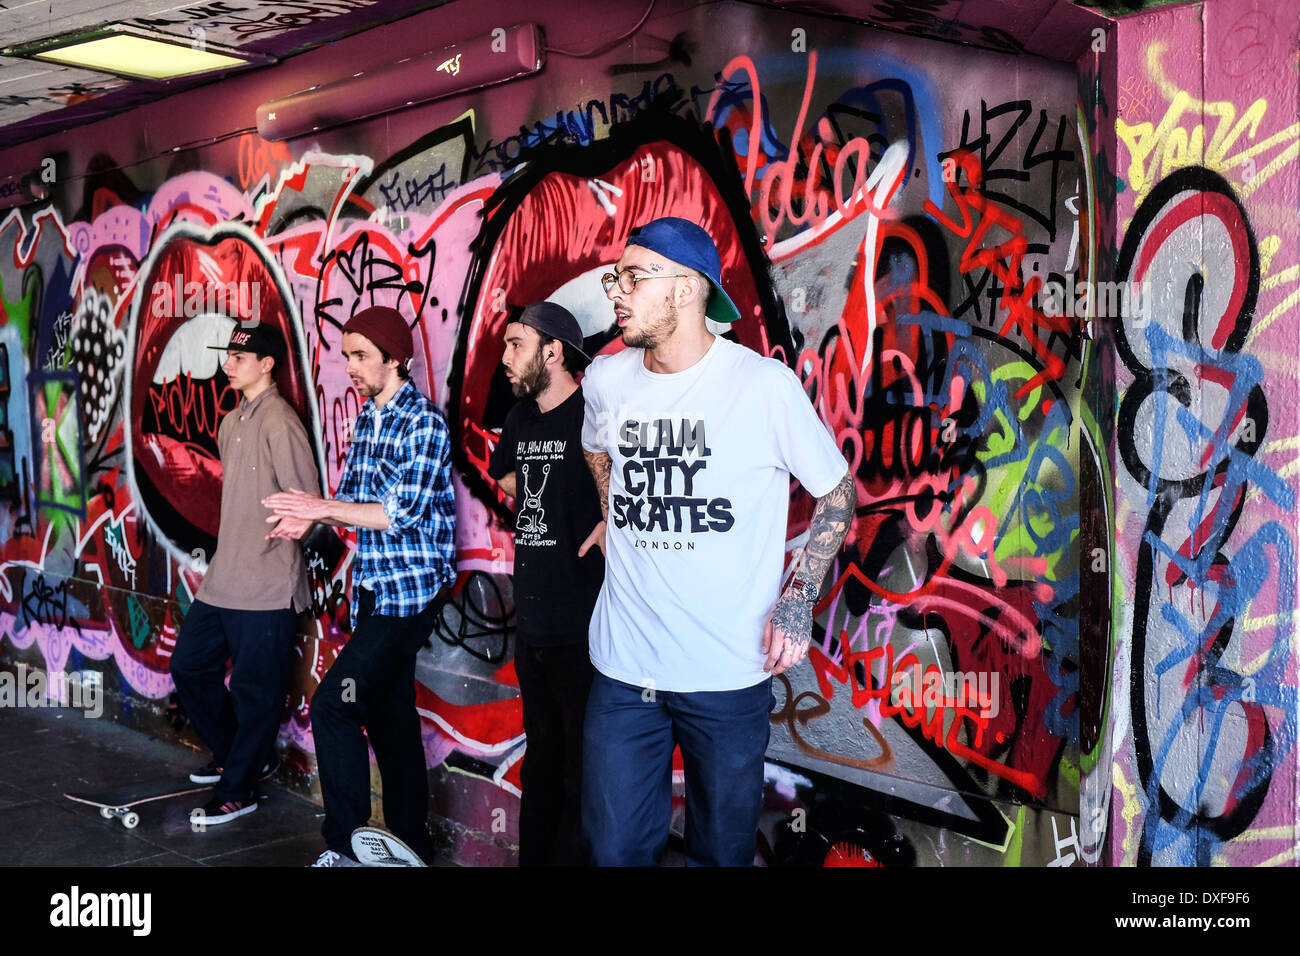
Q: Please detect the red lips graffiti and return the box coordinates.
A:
[125,223,316,560]
[453,129,782,513]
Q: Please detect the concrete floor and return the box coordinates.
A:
[0,703,336,867]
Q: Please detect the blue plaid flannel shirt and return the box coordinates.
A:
[334,380,456,626]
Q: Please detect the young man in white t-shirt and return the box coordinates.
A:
[580,217,857,866]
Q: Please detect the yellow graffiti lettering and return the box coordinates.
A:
[1244,255,1300,349]
[1116,43,1300,205]
[1112,761,1142,866]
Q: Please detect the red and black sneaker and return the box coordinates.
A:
[190,797,257,826]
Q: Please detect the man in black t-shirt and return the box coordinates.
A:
[488,301,605,866]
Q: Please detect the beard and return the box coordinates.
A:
[621,298,678,350]
[353,372,386,398]
[510,344,552,398]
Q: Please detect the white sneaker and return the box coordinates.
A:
[350,827,427,866]
[310,849,363,867]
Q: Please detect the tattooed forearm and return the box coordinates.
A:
[584,450,612,520]
[765,470,854,670]
[795,469,856,590]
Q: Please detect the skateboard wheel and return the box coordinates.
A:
[123,813,140,829]
[100,807,114,819]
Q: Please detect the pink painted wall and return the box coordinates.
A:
[1104,0,1300,865]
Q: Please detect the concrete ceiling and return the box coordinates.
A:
[0,0,1112,150]
[0,0,449,147]
[761,0,1110,60]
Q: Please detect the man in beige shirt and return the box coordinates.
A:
[170,322,320,825]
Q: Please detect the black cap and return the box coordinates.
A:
[207,322,286,360]
[513,302,591,361]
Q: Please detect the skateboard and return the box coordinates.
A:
[64,780,212,829]
[350,826,427,866]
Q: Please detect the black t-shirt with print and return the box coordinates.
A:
[488,386,605,646]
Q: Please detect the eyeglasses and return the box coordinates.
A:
[600,270,692,295]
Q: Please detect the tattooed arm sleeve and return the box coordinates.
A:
[795,468,857,592]
[767,469,857,656]
[584,450,612,521]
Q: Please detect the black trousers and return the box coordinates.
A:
[514,633,594,866]
[169,599,297,803]
[311,588,440,862]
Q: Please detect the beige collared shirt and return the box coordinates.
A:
[196,383,320,612]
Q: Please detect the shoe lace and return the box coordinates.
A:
[313,850,341,867]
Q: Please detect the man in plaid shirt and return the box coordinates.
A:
[265,305,454,867]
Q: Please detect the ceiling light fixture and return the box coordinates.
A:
[3,24,273,82]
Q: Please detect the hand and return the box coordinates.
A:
[263,488,331,522]
[578,520,606,558]
[762,592,813,675]
[266,514,314,540]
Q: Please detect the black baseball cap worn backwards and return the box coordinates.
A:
[624,217,742,324]
[515,301,591,362]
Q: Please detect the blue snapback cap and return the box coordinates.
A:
[624,217,742,324]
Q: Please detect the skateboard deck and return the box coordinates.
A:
[350,826,427,866]
[64,779,212,829]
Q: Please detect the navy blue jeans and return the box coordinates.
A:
[581,671,773,866]
[170,599,297,803]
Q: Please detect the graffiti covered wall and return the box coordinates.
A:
[0,0,1099,865]
[1102,0,1300,867]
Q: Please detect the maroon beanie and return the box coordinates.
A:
[342,306,413,364]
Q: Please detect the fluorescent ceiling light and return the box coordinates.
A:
[4,25,272,81]
[32,35,245,79]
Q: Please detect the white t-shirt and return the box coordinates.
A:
[581,335,849,692]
